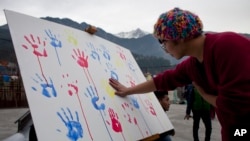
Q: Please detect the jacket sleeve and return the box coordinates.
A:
[153,58,193,91]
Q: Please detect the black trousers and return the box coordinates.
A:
[192,109,212,141]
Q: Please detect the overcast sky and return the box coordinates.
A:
[0,0,250,34]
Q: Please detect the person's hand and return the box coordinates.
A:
[184,114,192,120]
[109,78,129,97]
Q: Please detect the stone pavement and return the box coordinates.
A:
[0,104,221,141]
[0,108,29,140]
[167,104,221,141]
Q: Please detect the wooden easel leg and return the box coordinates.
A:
[139,134,160,141]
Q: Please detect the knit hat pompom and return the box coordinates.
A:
[153,7,203,41]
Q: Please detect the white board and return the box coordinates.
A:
[4,10,173,141]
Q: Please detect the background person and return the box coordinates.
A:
[184,84,212,141]
[154,90,174,141]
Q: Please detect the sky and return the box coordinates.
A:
[0,0,250,34]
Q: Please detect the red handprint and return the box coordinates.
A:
[72,48,88,68]
[22,34,48,84]
[126,75,135,87]
[119,52,126,60]
[22,34,47,57]
[67,83,78,96]
[71,48,98,95]
[121,102,132,123]
[62,74,79,96]
[145,99,156,116]
[108,108,122,132]
[116,46,126,61]
[133,117,138,125]
[61,74,93,140]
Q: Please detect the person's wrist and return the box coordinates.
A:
[126,88,131,96]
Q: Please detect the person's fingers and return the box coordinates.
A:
[115,93,127,97]
[109,78,128,97]
[109,78,119,89]
[109,78,122,89]
[109,78,119,85]
[109,80,116,88]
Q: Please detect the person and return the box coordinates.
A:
[154,90,171,112]
[184,84,212,141]
[154,90,174,141]
[2,73,10,85]
[176,86,185,104]
[109,7,250,141]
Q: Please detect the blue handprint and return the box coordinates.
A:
[87,42,101,62]
[106,62,119,81]
[45,29,62,48]
[101,45,110,61]
[110,70,118,81]
[31,73,57,98]
[45,29,62,65]
[57,107,83,141]
[127,60,136,72]
[130,97,140,109]
[85,85,105,111]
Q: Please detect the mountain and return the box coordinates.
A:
[0,17,176,74]
[40,17,180,65]
[0,25,15,62]
[1,16,250,75]
[115,28,150,39]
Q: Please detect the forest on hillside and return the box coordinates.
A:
[133,53,174,75]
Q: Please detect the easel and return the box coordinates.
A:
[139,129,175,141]
[139,134,160,141]
[84,25,97,34]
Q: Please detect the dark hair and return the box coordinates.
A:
[154,90,168,100]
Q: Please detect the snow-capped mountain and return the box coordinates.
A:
[115,28,150,39]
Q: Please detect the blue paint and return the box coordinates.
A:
[101,45,111,61]
[128,62,136,72]
[106,62,119,81]
[57,107,83,141]
[130,97,140,109]
[110,71,118,81]
[31,87,37,91]
[86,85,105,111]
[87,42,101,62]
[45,29,62,48]
[85,85,113,140]
[90,50,100,61]
[31,74,57,98]
[45,29,62,65]
[92,96,105,111]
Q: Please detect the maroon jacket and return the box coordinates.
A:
[153,32,250,141]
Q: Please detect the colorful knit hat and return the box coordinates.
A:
[153,7,203,41]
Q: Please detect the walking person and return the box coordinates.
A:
[184,84,212,141]
[109,7,250,141]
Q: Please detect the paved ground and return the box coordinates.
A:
[0,104,221,141]
[168,104,221,141]
[0,108,29,141]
